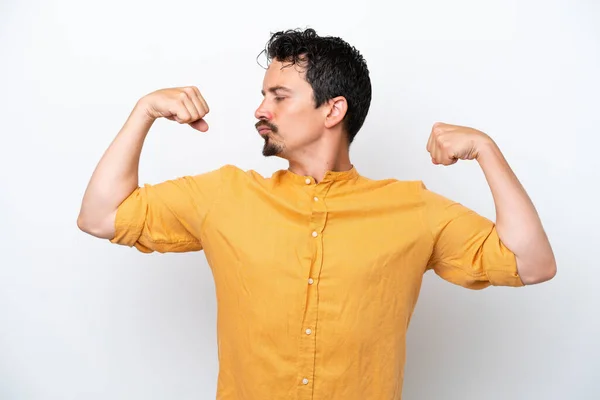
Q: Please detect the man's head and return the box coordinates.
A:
[254,28,371,159]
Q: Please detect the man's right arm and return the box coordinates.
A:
[77,86,210,240]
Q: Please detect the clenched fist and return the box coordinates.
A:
[426,122,492,165]
[139,86,210,132]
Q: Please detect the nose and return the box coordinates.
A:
[254,99,273,121]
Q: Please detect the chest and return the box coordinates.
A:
[203,189,432,291]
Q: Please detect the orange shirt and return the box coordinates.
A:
[111,165,524,399]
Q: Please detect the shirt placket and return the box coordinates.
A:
[297,177,331,400]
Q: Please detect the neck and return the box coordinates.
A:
[286,135,353,183]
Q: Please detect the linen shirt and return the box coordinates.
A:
[110,164,524,400]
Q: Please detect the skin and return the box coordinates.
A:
[254,58,556,285]
[254,59,351,181]
[77,57,556,285]
[426,123,557,284]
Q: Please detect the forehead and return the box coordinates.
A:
[263,59,307,88]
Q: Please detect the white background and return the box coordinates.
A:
[1,0,598,399]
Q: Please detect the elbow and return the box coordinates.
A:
[77,213,99,237]
[77,211,115,240]
[77,213,90,233]
[519,258,557,285]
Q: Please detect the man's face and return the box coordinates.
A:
[254,58,326,158]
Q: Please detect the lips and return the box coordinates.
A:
[258,127,272,135]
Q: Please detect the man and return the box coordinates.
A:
[77,28,556,400]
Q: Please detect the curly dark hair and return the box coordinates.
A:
[258,28,372,145]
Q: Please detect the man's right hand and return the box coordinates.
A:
[138,86,210,132]
[77,86,210,239]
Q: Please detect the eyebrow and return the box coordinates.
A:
[261,86,292,96]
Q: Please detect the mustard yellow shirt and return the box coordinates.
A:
[111,164,524,400]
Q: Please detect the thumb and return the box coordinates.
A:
[189,118,209,132]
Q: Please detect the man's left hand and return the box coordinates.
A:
[426,122,492,165]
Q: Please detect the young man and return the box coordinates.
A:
[78,28,556,400]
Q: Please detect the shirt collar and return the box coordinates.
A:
[275,165,360,185]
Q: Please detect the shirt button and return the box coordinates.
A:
[305,178,311,185]
[302,378,309,385]
[308,278,314,285]
[312,231,318,238]
[305,328,312,335]
[313,196,319,202]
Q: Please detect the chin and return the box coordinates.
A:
[262,137,285,157]
[262,148,283,157]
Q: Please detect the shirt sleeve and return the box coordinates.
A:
[420,182,524,289]
[109,166,227,253]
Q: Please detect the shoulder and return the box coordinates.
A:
[359,175,425,195]
[199,164,259,179]
[209,164,278,188]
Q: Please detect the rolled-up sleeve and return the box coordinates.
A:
[110,166,227,253]
[421,183,524,289]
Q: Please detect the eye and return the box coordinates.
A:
[274,97,285,102]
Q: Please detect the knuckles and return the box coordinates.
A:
[183,86,197,96]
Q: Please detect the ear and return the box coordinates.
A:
[323,96,348,129]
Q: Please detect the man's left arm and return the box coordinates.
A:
[426,122,557,285]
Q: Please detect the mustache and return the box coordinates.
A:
[255,120,278,133]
